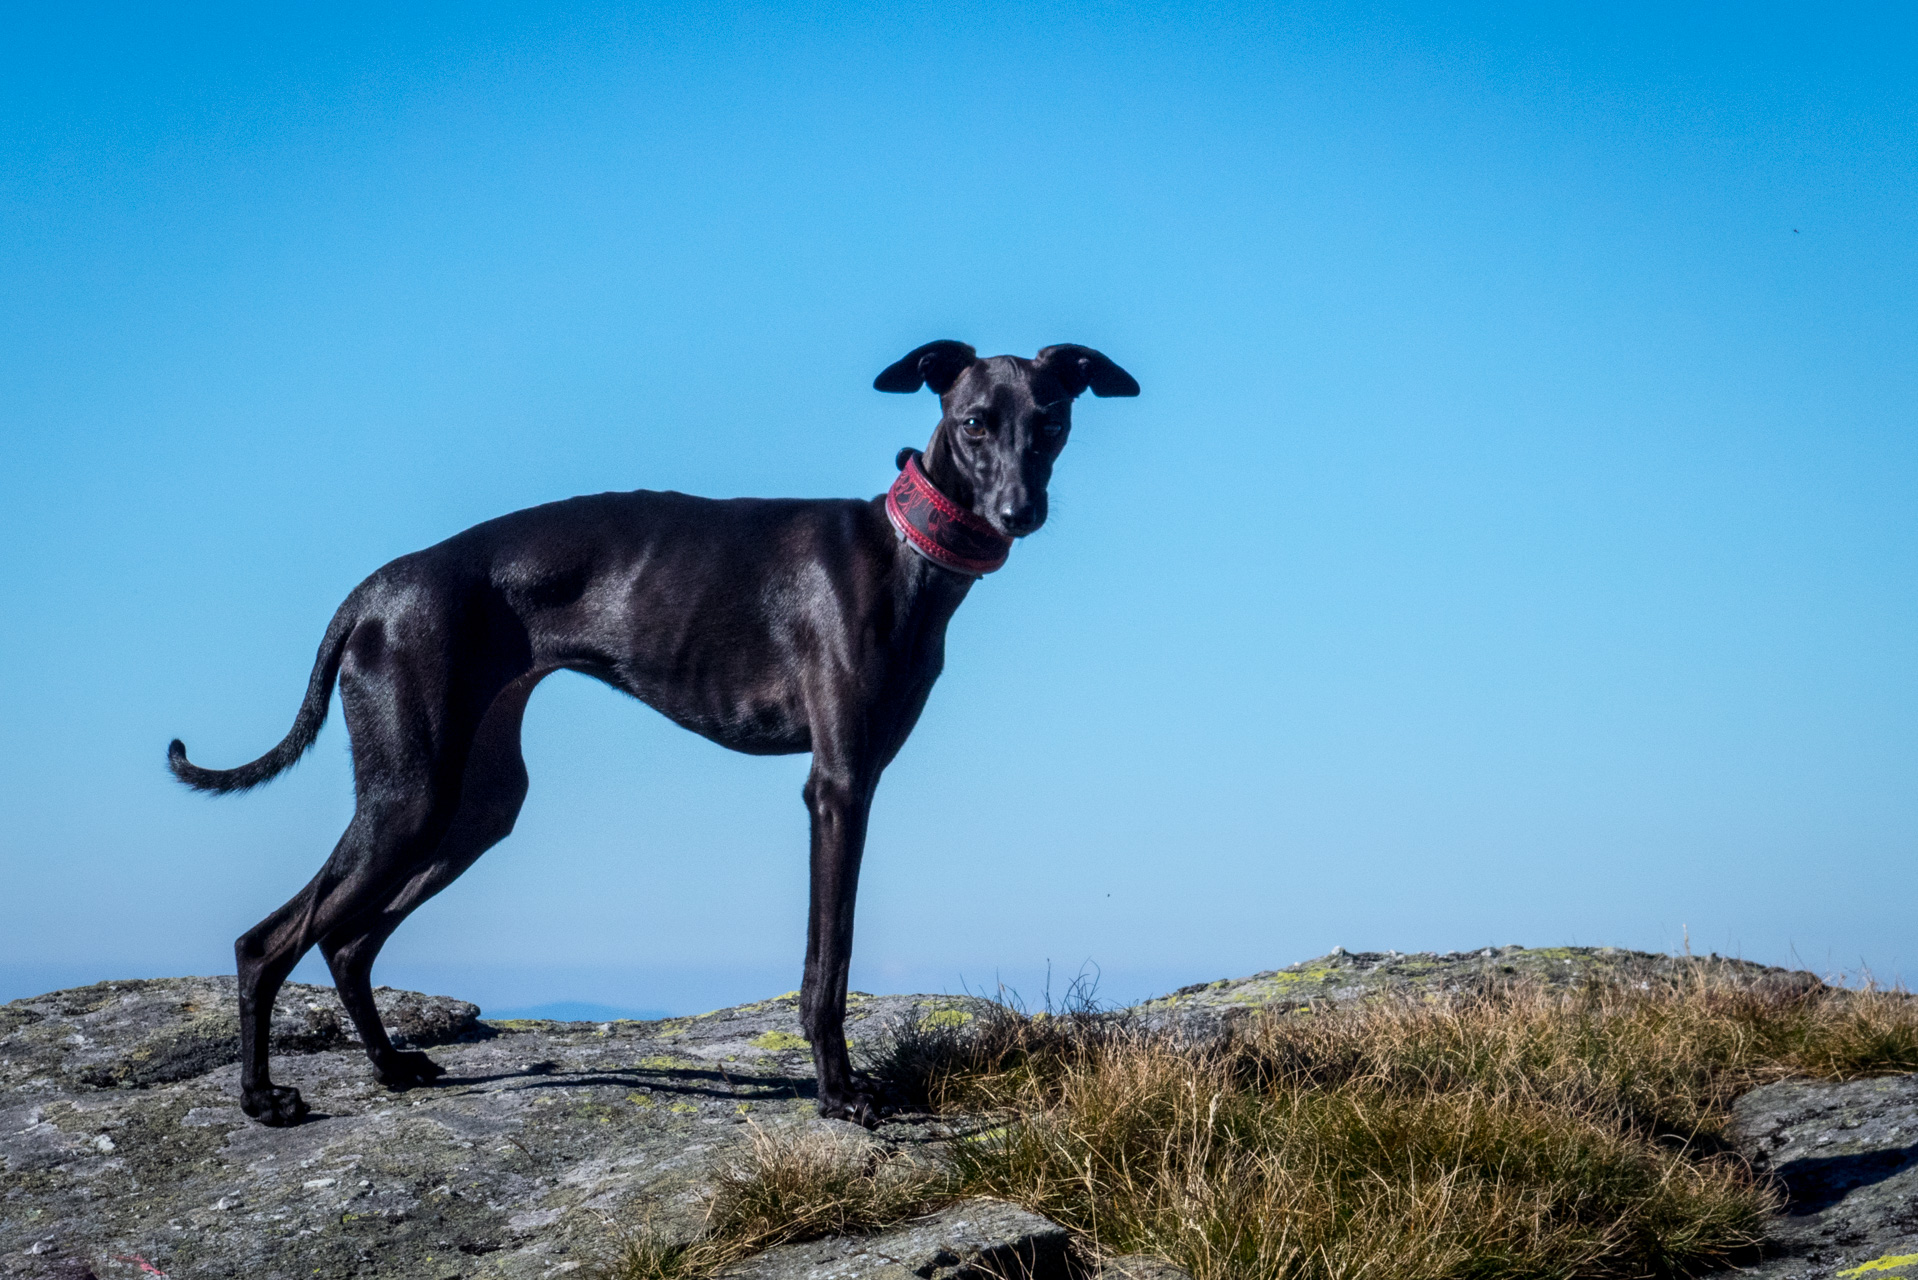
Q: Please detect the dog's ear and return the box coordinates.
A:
[874,341,978,395]
[1035,345,1140,398]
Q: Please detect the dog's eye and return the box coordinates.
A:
[960,417,987,440]
[1041,420,1065,437]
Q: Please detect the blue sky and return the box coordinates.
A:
[2,2,1913,1016]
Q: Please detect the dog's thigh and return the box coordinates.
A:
[324,674,541,1035]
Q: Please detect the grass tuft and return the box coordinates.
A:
[599,1127,954,1280]
[940,1026,1770,1279]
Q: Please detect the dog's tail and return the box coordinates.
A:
[167,598,359,794]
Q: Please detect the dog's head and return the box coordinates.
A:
[875,341,1139,538]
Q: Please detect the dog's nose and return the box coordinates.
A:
[999,502,1040,535]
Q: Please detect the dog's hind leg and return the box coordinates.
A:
[234,611,497,1125]
[234,786,460,1124]
[319,674,540,1089]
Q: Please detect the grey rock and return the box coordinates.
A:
[0,976,481,1091]
[1098,1256,1192,1280]
[722,1198,1071,1280]
[1136,946,1814,1035]
[1730,1074,1918,1279]
[1,982,993,1280]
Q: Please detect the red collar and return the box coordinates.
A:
[885,451,1012,577]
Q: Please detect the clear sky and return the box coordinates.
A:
[3,2,1913,1017]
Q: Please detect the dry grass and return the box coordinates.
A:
[607,964,1918,1280]
[599,1126,954,1280]
[935,1021,1767,1280]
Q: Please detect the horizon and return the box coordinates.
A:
[3,2,1914,1015]
[10,940,1866,1027]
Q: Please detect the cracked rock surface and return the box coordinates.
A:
[2,978,992,1280]
[1731,1074,1918,1279]
[721,1198,1072,1280]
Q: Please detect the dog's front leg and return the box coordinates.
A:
[798,757,880,1126]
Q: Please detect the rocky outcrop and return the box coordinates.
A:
[722,1199,1073,1280]
[2,978,992,1279]
[1135,944,1812,1032]
[2,948,1909,1280]
[0,977,480,1093]
[1732,1074,1918,1278]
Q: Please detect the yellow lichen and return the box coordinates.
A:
[1840,1256,1918,1277]
[631,1054,699,1070]
[750,1031,809,1052]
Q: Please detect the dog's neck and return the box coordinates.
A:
[887,445,1012,578]
[919,430,974,510]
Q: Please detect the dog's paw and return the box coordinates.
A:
[816,1078,887,1129]
[816,1098,880,1128]
[375,1050,446,1091]
[240,1084,309,1127]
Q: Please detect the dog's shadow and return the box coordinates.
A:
[433,1058,819,1104]
[1772,1142,1918,1215]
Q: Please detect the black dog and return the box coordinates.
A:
[169,341,1138,1126]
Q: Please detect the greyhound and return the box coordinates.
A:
[168,340,1139,1127]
